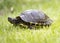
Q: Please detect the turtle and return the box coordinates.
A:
[8,9,53,29]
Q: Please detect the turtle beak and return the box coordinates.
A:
[8,17,13,24]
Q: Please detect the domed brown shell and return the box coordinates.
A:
[20,9,50,24]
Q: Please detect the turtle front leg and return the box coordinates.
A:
[40,25,43,28]
[24,22,34,29]
[28,23,35,29]
[27,24,34,29]
[13,24,18,27]
[28,25,33,29]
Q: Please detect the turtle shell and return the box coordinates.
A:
[20,9,49,23]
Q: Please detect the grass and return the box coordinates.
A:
[0,0,60,43]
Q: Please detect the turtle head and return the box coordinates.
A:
[8,16,23,26]
[8,17,20,25]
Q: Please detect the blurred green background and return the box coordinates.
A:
[0,0,60,15]
[0,0,60,43]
